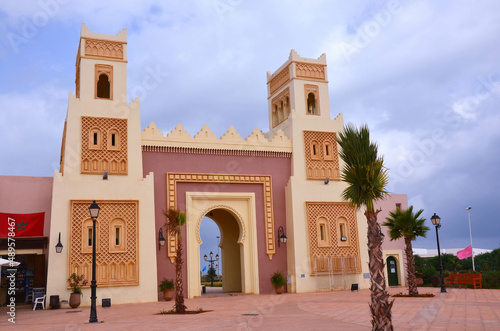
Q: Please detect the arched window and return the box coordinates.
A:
[323,141,334,160]
[272,105,278,128]
[307,93,316,114]
[317,217,330,247]
[284,96,290,119]
[310,140,320,160]
[337,217,350,246]
[97,74,110,99]
[82,219,99,254]
[107,129,120,151]
[109,219,126,253]
[89,128,102,150]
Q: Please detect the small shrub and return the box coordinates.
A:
[159,278,174,292]
[270,271,286,289]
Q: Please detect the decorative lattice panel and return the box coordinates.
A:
[303,131,340,180]
[166,173,276,261]
[69,200,139,287]
[85,38,124,60]
[269,65,290,95]
[81,116,128,175]
[306,202,361,275]
[295,62,326,81]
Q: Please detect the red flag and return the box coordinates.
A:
[0,212,45,237]
[457,245,472,260]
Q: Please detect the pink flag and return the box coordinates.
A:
[457,245,472,260]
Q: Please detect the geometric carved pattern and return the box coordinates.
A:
[304,130,340,181]
[306,202,361,275]
[68,200,139,287]
[85,38,124,60]
[271,87,290,128]
[166,173,275,261]
[295,62,326,81]
[81,116,128,175]
[269,65,290,95]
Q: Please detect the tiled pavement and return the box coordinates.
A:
[1,287,499,330]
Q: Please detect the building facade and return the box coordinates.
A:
[0,25,407,306]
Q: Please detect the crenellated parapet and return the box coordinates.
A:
[141,122,292,156]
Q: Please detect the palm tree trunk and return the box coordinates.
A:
[174,231,187,313]
[366,210,394,331]
[404,236,419,296]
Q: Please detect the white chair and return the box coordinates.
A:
[33,294,46,310]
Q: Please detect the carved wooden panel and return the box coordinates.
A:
[69,200,139,287]
[81,116,128,175]
[85,38,124,60]
[306,202,361,275]
[269,65,290,95]
[166,173,276,261]
[303,131,340,180]
[295,62,326,81]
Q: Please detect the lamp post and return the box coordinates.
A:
[88,200,100,323]
[466,207,475,271]
[430,213,447,293]
[203,251,219,287]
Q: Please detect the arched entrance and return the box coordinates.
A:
[205,209,242,293]
[386,256,399,286]
[185,192,259,298]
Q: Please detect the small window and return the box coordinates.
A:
[338,217,350,245]
[325,145,329,156]
[396,203,402,210]
[310,141,320,160]
[111,134,116,146]
[88,228,93,246]
[89,128,102,150]
[115,227,120,245]
[313,144,317,155]
[317,217,330,247]
[323,141,334,160]
[107,129,120,150]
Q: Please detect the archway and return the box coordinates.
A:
[185,192,259,298]
[204,209,242,293]
[386,256,399,286]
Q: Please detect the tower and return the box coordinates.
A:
[47,25,157,306]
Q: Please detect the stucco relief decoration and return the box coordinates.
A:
[306,202,361,275]
[195,205,246,245]
[81,116,128,175]
[166,173,276,261]
[85,38,124,60]
[269,65,290,95]
[295,62,326,81]
[271,87,290,128]
[303,130,340,180]
[69,200,139,286]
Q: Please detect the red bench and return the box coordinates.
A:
[444,273,482,289]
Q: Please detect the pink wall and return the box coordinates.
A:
[376,193,408,283]
[142,151,291,295]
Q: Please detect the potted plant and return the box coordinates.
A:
[159,278,175,301]
[67,273,88,308]
[270,271,287,294]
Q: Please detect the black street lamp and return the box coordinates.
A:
[88,200,100,323]
[431,213,447,293]
[203,251,219,287]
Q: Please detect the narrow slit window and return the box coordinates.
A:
[320,224,325,241]
[88,228,93,246]
[313,144,317,155]
[93,133,98,145]
[115,227,120,245]
[111,133,116,146]
[325,145,329,156]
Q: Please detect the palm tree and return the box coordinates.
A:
[449,257,461,274]
[164,208,187,313]
[336,123,393,331]
[382,206,429,296]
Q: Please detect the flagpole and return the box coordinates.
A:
[466,207,475,272]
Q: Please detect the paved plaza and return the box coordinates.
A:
[1,287,499,330]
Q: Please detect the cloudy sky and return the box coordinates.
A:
[1,0,499,263]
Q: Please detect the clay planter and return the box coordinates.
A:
[416,277,424,287]
[163,289,175,301]
[69,293,81,308]
[274,285,285,294]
